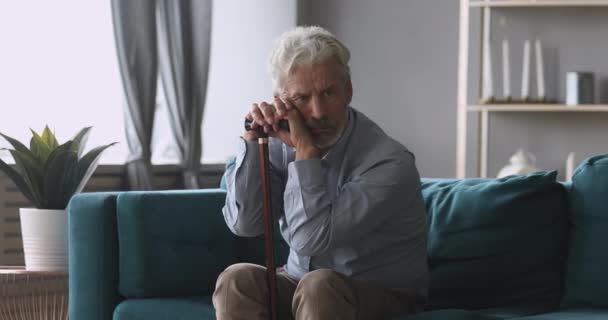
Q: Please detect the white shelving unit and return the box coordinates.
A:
[470,0,608,7]
[456,0,608,178]
[468,104,608,112]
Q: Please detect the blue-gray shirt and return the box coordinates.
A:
[222,107,429,296]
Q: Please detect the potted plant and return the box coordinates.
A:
[0,126,116,271]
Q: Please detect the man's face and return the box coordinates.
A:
[282,58,353,150]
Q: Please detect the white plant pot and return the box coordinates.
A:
[19,208,68,272]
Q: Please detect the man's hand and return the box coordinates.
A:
[242,97,320,160]
[278,97,321,160]
[243,98,292,144]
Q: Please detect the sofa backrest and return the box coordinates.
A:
[562,153,608,308]
[116,189,237,298]
[421,171,569,310]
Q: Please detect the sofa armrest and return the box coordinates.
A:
[116,189,238,298]
[68,192,122,320]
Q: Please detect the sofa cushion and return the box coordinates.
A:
[392,309,503,320]
[393,304,556,320]
[117,190,237,298]
[421,171,568,310]
[113,296,215,320]
[476,304,558,319]
[508,308,608,320]
[562,154,608,308]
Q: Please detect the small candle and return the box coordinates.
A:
[535,39,545,100]
[483,40,493,101]
[521,40,531,100]
[502,39,511,99]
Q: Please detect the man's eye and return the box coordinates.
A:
[295,95,309,102]
[323,89,334,97]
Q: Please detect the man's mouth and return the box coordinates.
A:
[311,128,331,134]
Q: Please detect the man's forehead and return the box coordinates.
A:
[282,74,338,96]
[283,59,343,90]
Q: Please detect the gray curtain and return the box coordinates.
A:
[157,0,212,189]
[111,0,158,190]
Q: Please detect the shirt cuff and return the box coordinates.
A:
[286,159,325,190]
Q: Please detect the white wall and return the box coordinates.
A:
[308,0,459,177]
[308,1,608,178]
[202,0,298,163]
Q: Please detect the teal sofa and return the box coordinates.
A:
[68,154,608,320]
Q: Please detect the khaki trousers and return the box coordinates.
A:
[212,263,422,320]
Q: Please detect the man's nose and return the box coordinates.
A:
[310,96,326,119]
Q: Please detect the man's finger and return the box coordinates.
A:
[274,96,287,117]
[250,103,266,126]
[260,102,276,125]
[281,97,295,110]
[245,112,257,128]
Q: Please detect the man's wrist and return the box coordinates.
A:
[242,130,258,141]
[296,141,320,160]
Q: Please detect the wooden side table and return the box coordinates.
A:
[0,267,68,320]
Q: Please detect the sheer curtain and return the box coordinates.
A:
[157,0,212,188]
[111,0,158,190]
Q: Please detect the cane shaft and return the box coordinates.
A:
[258,138,279,320]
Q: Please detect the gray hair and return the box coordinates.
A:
[268,26,351,92]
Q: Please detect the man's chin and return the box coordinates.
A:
[313,134,340,150]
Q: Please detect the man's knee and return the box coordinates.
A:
[214,263,267,294]
[293,269,356,318]
[294,269,348,297]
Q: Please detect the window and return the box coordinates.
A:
[1,0,297,165]
[0,1,127,164]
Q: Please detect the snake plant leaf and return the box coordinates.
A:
[0,132,37,159]
[70,126,92,157]
[8,149,43,207]
[0,158,37,206]
[43,141,73,174]
[0,127,115,209]
[73,142,118,195]
[30,129,52,164]
[43,142,77,209]
[41,125,59,151]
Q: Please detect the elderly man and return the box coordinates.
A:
[213,26,428,320]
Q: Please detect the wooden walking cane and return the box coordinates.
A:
[245,119,289,320]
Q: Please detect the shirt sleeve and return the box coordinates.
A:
[222,137,286,237]
[281,152,421,256]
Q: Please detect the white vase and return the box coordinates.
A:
[19,208,68,272]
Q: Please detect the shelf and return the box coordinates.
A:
[470,0,608,7]
[457,0,608,178]
[468,104,608,112]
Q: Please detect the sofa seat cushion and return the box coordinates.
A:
[393,304,556,320]
[508,308,608,320]
[391,309,503,320]
[562,153,608,308]
[117,190,237,298]
[113,296,215,320]
[421,171,568,310]
[476,304,557,319]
